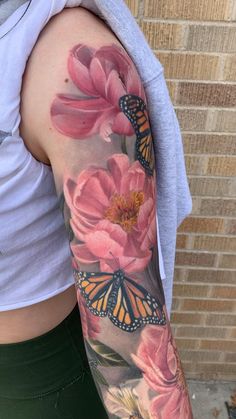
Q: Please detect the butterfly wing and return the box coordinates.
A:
[109,273,166,332]
[73,270,114,317]
[136,131,155,177]
[119,94,154,176]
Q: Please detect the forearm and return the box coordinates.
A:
[57,146,192,418]
[74,271,166,419]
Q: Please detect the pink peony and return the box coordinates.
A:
[131,324,193,419]
[51,43,145,142]
[64,153,156,273]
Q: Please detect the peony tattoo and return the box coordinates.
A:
[51,43,146,142]
[50,42,193,418]
[64,154,156,273]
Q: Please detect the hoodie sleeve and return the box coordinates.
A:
[143,71,192,316]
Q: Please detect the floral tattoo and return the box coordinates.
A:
[50,43,193,419]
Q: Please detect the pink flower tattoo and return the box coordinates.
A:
[50,43,146,142]
[64,153,157,273]
[131,324,193,419]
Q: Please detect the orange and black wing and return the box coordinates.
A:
[109,274,166,332]
[119,94,154,176]
[73,270,114,317]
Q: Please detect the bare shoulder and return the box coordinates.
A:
[20,7,125,163]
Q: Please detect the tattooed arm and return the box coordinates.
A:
[20,8,193,419]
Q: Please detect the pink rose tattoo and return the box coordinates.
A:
[50,43,146,142]
[64,154,156,273]
[131,324,193,419]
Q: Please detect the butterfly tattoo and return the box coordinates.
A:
[74,268,166,333]
[119,94,155,176]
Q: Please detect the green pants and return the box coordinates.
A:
[0,303,108,418]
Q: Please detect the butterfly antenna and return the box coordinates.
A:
[122,258,136,272]
[105,259,116,272]
[109,251,120,269]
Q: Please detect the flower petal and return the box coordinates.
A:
[85,227,127,260]
[112,112,135,137]
[90,56,109,98]
[126,65,146,101]
[71,243,99,264]
[107,154,130,192]
[106,69,127,107]
[51,95,113,139]
[68,44,98,96]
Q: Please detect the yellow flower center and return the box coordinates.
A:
[105,191,145,233]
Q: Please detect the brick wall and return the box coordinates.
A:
[126,0,236,381]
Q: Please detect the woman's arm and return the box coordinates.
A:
[20,8,193,418]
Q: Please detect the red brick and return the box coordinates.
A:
[173,325,227,338]
[140,21,184,50]
[193,235,236,252]
[184,268,236,285]
[178,217,225,234]
[179,349,222,362]
[225,220,236,235]
[224,352,236,363]
[125,0,139,16]
[214,109,236,133]
[209,286,236,299]
[177,83,236,107]
[219,254,236,269]
[144,0,233,20]
[175,251,216,267]
[183,362,236,374]
[189,177,236,197]
[207,156,236,176]
[157,52,220,80]
[206,313,236,327]
[175,338,200,350]
[187,26,236,53]
[185,368,236,381]
[171,311,205,325]
[185,156,207,175]
[171,298,180,311]
[228,328,236,339]
[224,56,236,82]
[176,234,188,249]
[200,199,236,217]
[180,298,236,312]
[173,283,211,298]
[183,134,236,155]
[200,340,236,352]
[176,109,207,131]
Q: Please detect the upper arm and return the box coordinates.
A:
[20,7,123,172]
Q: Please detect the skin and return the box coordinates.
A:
[3,7,193,417]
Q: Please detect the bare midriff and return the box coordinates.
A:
[0,284,77,343]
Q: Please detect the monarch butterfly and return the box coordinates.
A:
[119,94,154,176]
[73,268,166,333]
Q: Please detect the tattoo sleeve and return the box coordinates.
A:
[50,42,193,419]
